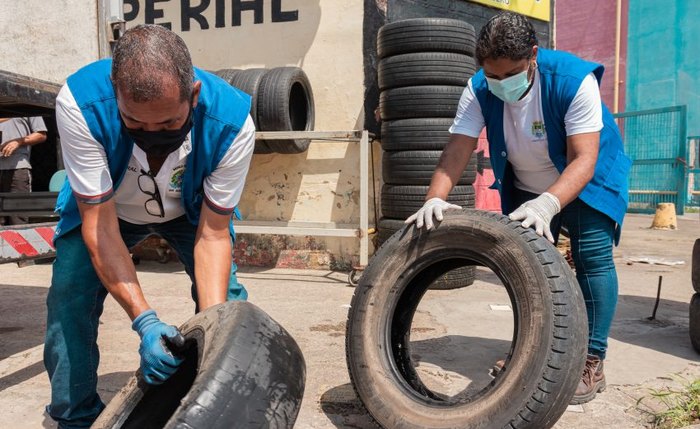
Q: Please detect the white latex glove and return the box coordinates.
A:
[405,197,462,230]
[508,192,561,243]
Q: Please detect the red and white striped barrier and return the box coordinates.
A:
[0,222,56,264]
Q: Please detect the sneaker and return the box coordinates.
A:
[570,355,606,404]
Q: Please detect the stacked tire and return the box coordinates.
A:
[691,239,700,353]
[377,18,479,289]
[214,67,315,154]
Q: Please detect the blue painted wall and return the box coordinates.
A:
[626,1,700,135]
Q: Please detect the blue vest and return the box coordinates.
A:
[54,59,251,238]
[472,48,630,234]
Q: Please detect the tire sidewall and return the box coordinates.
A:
[347,210,586,428]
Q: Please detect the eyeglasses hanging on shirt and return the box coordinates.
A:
[138,169,165,218]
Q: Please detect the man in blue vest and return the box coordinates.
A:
[407,12,630,404]
[44,25,255,428]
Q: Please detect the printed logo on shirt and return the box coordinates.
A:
[531,121,546,139]
[167,165,185,197]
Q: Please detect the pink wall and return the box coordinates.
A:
[555,0,628,112]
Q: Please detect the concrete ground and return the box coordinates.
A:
[0,213,699,428]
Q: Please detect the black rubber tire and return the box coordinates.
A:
[693,239,700,292]
[378,52,476,91]
[382,151,476,186]
[258,67,315,154]
[381,118,454,151]
[346,209,588,429]
[213,68,241,85]
[377,18,476,59]
[376,217,475,290]
[691,293,700,353]
[213,68,271,154]
[230,68,273,154]
[381,185,474,220]
[379,86,463,121]
[92,301,306,429]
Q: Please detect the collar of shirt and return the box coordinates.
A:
[131,132,193,178]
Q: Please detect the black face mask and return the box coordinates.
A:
[121,107,194,157]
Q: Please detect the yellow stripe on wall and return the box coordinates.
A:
[467,0,551,22]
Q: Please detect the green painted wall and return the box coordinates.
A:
[626,1,700,135]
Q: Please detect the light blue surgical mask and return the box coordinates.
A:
[486,67,531,103]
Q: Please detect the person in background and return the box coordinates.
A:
[0,116,47,224]
[45,24,255,428]
[406,11,630,405]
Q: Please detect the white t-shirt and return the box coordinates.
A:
[450,69,603,194]
[55,85,255,224]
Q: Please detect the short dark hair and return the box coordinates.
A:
[111,24,193,103]
[475,12,538,64]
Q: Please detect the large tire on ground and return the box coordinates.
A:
[381,184,474,219]
[346,210,588,429]
[377,217,475,290]
[692,239,700,292]
[378,52,477,91]
[381,118,454,151]
[382,151,476,186]
[377,18,476,59]
[379,86,463,121]
[691,293,700,353]
[258,67,315,154]
[92,301,306,429]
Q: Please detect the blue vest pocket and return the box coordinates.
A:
[602,150,632,194]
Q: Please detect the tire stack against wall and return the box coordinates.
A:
[214,67,315,154]
[377,18,478,289]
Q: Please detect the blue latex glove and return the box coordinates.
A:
[131,310,184,385]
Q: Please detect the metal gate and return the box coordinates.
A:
[687,136,700,209]
[614,105,687,214]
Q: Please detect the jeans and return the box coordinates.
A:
[512,189,619,360]
[44,216,246,428]
[0,168,31,224]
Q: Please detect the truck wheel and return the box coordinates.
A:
[91,301,306,429]
[690,293,700,353]
[258,67,315,154]
[346,209,587,429]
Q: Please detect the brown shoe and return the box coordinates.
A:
[490,359,506,377]
[570,355,606,404]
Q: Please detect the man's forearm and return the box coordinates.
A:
[194,234,231,310]
[83,225,150,320]
[79,200,150,320]
[546,156,595,208]
[426,135,477,201]
[19,132,47,146]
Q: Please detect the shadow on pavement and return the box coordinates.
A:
[321,335,511,427]
[319,383,375,429]
[611,294,698,360]
[99,370,135,404]
[0,284,47,363]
